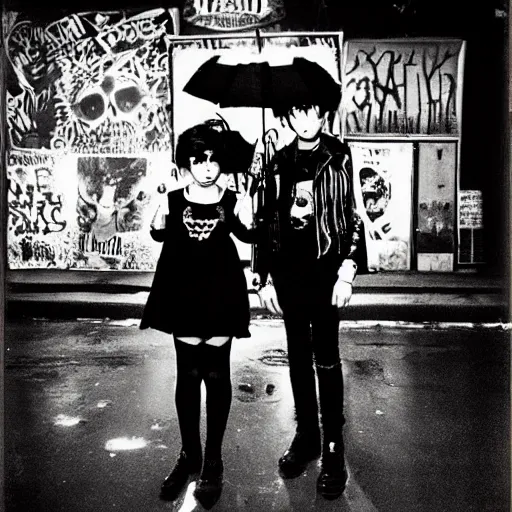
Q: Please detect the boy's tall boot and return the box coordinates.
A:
[278,364,321,478]
[316,363,348,499]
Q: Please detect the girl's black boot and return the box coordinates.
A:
[160,450,202,501]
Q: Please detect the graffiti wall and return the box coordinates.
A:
[5,8,179,270]
[7,149,184,269]
[8,151,68,267]
[343,40,465,135]
[5,9,175,153]
[349,141,414,271]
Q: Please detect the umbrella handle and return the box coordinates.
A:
[256,28,263,54]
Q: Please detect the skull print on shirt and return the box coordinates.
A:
[290,180,314,230]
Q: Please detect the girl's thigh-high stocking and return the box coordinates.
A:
[202,340,233,461]
[174,338,203,463]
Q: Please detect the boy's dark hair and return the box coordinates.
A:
[175,123,224,171]
[271,103,330,123]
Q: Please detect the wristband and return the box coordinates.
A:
[337,259,357,284]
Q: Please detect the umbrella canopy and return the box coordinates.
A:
[220,129,255,174]
[183,55,341,112]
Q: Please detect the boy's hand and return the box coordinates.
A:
[331,278,353,308]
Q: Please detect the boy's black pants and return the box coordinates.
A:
[273,264,345,442]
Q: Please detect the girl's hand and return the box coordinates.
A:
[258,282,283,316]
[331,278,353,308]
[234,190,256,230]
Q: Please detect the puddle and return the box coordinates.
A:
[258,349,289,367]
[54,414,84,427]
[104,436,149,452]
[6,354,141,369]
[92,355,140,368]
[233,366,280,403]
[351,359,385,380]
[29,369,60,380]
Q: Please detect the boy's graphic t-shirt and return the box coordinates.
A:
[279,147,324,267]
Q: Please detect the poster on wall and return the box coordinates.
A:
[416,142,456,272]
[170,32,344,263]
[458,190,485,264]
[182,0,286,32]
[343,39,465,136]
[4,8,177,153]
[7,149,183,270]
[348,141,414,271]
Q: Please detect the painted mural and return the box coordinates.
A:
[349,141,414,271]
[5,9,175,153]
[343,40,464,135]
[7,149,183,270]
[4,8,178,270]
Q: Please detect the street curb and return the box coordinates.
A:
[6,291,508,323]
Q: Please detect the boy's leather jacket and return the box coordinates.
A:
[255,133,367,281]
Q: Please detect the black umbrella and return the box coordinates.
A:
[183,55,341,111]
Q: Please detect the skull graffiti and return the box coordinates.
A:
[51,24,171,153]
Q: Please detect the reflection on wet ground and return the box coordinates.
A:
[4,319,510,512]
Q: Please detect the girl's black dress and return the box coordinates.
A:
[140,188,252,338]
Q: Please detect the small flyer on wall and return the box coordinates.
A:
[458,190,484,264]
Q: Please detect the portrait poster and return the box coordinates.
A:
[170,32,344,263]
[7,149,182,270]
[342,39,465,136]
[349,141,414,271]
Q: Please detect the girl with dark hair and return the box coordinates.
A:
[140,121,255,508]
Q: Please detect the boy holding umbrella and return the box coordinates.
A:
[254,60,365,500]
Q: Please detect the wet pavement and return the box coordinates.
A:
[4,318,510,512]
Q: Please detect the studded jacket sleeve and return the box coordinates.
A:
[338,146,367,282]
